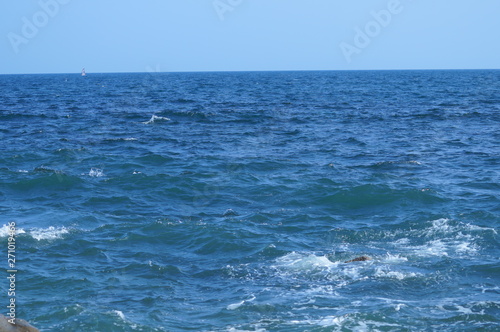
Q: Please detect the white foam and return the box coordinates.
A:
[30,226,69,241]
[341,265,365,281]
[289,315,346,327]
[227,301,245,311]
[436,303,485,315]
[465,223,497,234]
[274,252,337,271]
[113,310,126,320]
[227,295,255,310]
[88,168,104,177]
[475,285,500,294]
[391,218,481,258]
[354,320,401,331]
[394,238,410,245]
[381,253,408,263]
[455,238,478,254]
[289,315,402,330]
[404,236,478,258]
[455,305,474,315]
[143,115,170,124]
[0,224,26,237]
[270,252,377,286]
[426,218,453,236]
[374,267,419,280]
[394,303,406,311]
[317,315,346,327]
[425,218,482,240]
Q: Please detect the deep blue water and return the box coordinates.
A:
[0,70,499,331]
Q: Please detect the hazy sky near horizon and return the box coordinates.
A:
[1,0,499,74]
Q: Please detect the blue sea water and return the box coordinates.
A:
[0,70,499,331]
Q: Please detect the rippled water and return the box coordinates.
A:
[0,70,499,331]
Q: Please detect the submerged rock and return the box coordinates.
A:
[344,256,371,263]
[0,315,39,332]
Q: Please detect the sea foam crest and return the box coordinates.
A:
[143,115,170,124]
[274,252,337,271]
[0,224,26,237]
[290,315,346,327]
[227,295,256,310]
[30,226,69,241]
[113,310,126,321]
[417,219,479,257]
[88,168,104,177]
[289,315,403,330]
[381,253,408,264]
[374,267,420,280]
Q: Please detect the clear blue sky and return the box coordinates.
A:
[1,0,499,74]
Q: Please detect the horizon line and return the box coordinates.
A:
[1,68,499,76]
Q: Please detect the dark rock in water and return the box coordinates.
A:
[344,256,371,263]
[0,315,39,332]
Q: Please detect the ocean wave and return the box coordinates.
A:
[30,226,70,241]
[142,114,170,124]
[374,266,421,280]
[9,173,83,191]
[273,252,338,271]
[269,252,425,285]
[33,165,59,173]
[380,253,408,264]
[87,167,105,177]
[402,238,479,258]
[3,71,499,331]
[171,98,197,104]
[316,184,446,211]
[394,218,482,258]
[288,315,348,328]
[328,218,491,260]
[226,312,407,331]
[371,160,423,168]
[103,137,138,142]
[0,112,51,120]
[0,224,26,237]
[226,295,256,311]
[0,225,69,241]
[135,153,175,166]
[158,109,213,120]
[45,305,166,331]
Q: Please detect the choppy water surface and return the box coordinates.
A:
[0,70,499,331]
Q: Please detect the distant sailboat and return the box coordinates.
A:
[81,68,86,76]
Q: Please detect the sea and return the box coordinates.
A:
[0,70,499,331]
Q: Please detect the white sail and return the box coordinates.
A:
[81,68,86,76]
